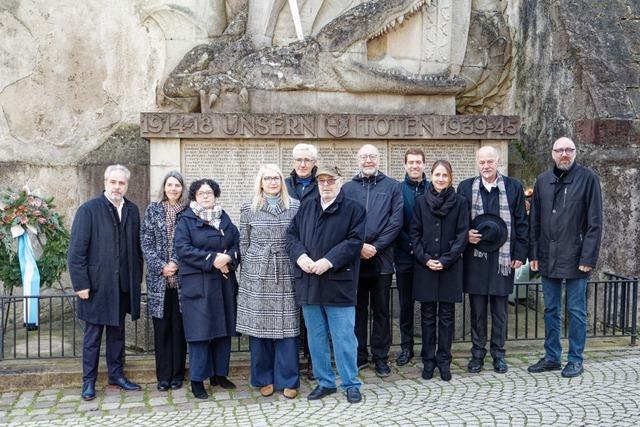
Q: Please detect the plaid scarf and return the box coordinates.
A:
[190,201,223,230]
[163,201,186,288]
[471,173,511,276]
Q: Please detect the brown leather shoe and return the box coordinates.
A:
[283,388,298,399]
[306,361,315,381]
[260,384,274,397]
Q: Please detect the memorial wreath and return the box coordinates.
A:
[0,188,69,290]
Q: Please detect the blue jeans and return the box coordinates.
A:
[542,276,588,364]
[302,305,361,391]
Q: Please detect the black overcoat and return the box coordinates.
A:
[410,190,469,303]
[174,208,240,342]
[529,163,602,279]
[457,176,529,296]
[68,195,142,326]
[286,191,365,307]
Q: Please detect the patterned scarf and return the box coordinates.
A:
[190,200,223,230]
[471,173,511,276]
[163,201,186,288]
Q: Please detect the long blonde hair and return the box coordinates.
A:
[251,164,291,211]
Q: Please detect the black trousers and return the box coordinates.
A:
[152,288,187,383]
[420,301,455,369]
[469,294,508,360]
[82,292,130,383]
[356,274,392,362]
[395,271,416,351]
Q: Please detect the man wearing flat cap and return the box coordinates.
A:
[457,146,528,374]
[286,165,366,404]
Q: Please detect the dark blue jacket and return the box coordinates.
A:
[284,167,317,203]
[286,191,365,306]
[458,176,528,296]
[341,171,403,275]
[174,208,240,342]
[530,163,602,279]
[394,173,427,273]
[68,195,142,326]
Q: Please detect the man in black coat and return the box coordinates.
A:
[341,144,403,377]
[393,148,427,366]
[68,165,143,401]
[284,143,318,203]
[286,165,366,404]
[528,137,602,378]
[458,146,528,374]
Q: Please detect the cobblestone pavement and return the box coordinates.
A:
[1,350,639,426]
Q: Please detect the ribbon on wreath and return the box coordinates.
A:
[14,226,40,328]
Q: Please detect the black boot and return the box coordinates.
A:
[191,381,208,399]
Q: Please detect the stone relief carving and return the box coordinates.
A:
[163,0,475,113]
[456,0,515,114]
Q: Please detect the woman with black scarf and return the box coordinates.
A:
[410,160,469,382]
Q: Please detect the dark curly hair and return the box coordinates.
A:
[188,179,221,201]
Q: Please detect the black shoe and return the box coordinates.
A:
[493,357,508,374]
[528,357,562,373]
[421,365,434,380]
[439,367,452,382]
[374,359,391,377]
[346,387,362,404]
[157,381,170,391]
[108,377,142,391]
[467,358,484,373]
[81,381,96,401]
[191,381,208,399]
[561,361,584,378]
[357,359,369,371]
[170,380,183,390]
[213,376,236,389]
[396,348,414,366]
[307,385,337,400]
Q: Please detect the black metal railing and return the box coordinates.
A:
[0,273,637,360]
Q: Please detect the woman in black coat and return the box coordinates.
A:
[411,160,469,382]
[141,171,188,392]
[174,179,240,399]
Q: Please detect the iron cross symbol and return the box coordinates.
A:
[287,0,304,41]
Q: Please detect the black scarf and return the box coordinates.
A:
[425,183,456,217]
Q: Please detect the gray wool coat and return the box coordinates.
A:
[236,198,300,339]
[140,202,182,319]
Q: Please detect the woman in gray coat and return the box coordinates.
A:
[237,164,301,399]
[140,171,188,391]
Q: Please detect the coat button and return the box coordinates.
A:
[435,238,439,242]
[434,253,439,257]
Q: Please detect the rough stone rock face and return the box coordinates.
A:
[516,0,640,277]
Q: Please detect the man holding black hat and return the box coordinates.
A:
[458,146,528,374]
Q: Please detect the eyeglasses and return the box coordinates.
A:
[553,148,576,154]
[478,160,496,166]
[318,178,337,186]
[262,176,282,183]
[358,154,379,161]
[294,158,315,164]
[196,191,214,197]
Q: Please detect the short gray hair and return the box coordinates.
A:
[292,143,318,160]
[104,164,131,181]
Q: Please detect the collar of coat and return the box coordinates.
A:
[313,191,345,214]
[547,162,580,185]
[181,206,232,230]
[403,173,426,189]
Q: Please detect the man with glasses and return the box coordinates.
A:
[528,137,603,378]
[342,144,403,377]
[285,143,318,204]
[286,165,366,403]
[458,146,528,375]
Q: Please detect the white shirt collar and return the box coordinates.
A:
[482,177,498,192]
[320,190,340,210]
[104,192,125,220]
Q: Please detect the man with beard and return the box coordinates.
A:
[528,137,603,378]
[458,146,528,374]
[341,144,403,377]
